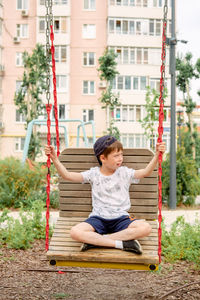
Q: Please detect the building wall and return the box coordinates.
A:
[69,0,107,146]
[1,0,36,159]
[0,0,172,160]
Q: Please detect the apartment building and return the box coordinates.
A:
[0,0,172,160]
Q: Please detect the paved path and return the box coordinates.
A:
[3,209,200,230]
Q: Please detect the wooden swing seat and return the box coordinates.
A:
[47,148,159,271]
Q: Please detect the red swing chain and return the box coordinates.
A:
[157,0,168,263]
[45,0,60,251]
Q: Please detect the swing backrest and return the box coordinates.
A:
[58,148,158,220]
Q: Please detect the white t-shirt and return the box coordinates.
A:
[81,166,139,219]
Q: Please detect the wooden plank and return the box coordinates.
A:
[59,204,158,213]
[62,162,156,170]
[59,183,158,192]
[55,218,158,228]
[60,155,153,163]
[61,148,154,156]
[59,191,158,199]
[59,211,158,220]
[59,173,158,183]
[46,250,159,265]
[59,198,158,206]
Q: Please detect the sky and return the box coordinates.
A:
[176,0,200,103]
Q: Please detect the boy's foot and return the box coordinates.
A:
[122,240,142,255]
[80,243,97,252]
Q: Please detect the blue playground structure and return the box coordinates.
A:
[22,119,96,163]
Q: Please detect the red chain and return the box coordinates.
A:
[50,25,60,156]
[45,104,52,251]
[157,2,168,263]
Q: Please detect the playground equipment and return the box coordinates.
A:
[22,119,96,163]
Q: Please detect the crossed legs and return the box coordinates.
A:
[70,220,152,248]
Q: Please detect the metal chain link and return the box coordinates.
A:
[45,0,53,252]
[157,0,168,264]
[45,0,53,105]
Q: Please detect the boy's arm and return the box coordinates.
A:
[134,142,165,179]
[45,145,84,182]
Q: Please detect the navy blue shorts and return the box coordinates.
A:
[84,215,137,235]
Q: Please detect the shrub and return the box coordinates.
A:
[0,200,52,249]
[162,147,200,206]
[162,216,200,267]
[0,157,59,209]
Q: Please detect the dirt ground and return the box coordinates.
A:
[0,240,200,300]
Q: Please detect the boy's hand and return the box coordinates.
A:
[156,142,166,154]
[45,145,57,161]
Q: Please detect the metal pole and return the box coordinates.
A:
[169,0,176,209]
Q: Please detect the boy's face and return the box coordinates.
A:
[100,149,123,170]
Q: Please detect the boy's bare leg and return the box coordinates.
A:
[70,220,151,247]
[70,222,115,247]
[105,220,152,241]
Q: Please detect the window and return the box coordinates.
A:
[16,80,23,94]
[39,18,45,32]
[52,104,66,119]
[82,24,96,39]
[149,48,162,65]
[150,78,160,92]
[140,76,147,90]
[59,104,65,119]
[16,110,26,122]
[82,109,94,122]
[53,0,68,4]
[55,75,67,92]
[84,0,96,10]
[16,52,24,66]
[121,134,147,148]
[114,105,144,122]
[54,17,67,33]
[15,137,25,152]
[83,81,95,94]
[113,75,147,91]
[133,77,139,90]
[55,45,67,62]
[16,24,28,38]
[17,0,28,9]
[125,76,131,90]
[136,106,141,121]
[83,52,95,66]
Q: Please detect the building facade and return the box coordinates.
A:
[0,0,172,160]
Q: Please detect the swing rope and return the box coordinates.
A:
[157,0,168,263]
[45,0,60,251]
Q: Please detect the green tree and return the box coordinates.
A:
[140,86,167,150]
[162,147,200,206]
[176,52,200,158]
[98,48,121,139]
[14,44,48,160]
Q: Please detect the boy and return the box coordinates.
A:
[45,135,165,255]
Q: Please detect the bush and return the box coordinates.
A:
[0,157,59,209]
[162,147,200,206]
[162,216,200,267]
[0,200,53,249]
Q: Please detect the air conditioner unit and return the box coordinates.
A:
[13,36,20,44]
[21,9,28,17]
[99,81,106,88]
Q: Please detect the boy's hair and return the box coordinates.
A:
[98,141,123,166]
[93,135,123,165]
